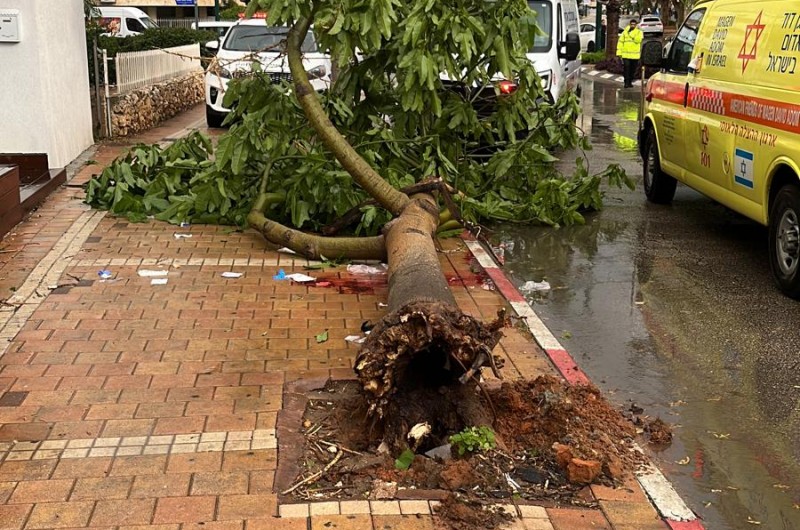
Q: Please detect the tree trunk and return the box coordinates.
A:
[605,0,621,61]
[354,194,507,452]
[275,17,509,454]
[676,1,688,25]
[659,0,671,25]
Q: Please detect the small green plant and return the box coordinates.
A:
[449,426,496,456]
[394,448,415,470]
[581,51,606,64]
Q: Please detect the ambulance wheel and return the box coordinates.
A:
[643,128,677,204]
[769,185,800,298]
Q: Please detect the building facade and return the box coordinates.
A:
[0,0,93,168]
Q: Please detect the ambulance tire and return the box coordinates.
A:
[768,185,800,298]
[643,128,677,204]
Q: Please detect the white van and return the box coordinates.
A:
[91,7,158,38]
[526,0,582,102]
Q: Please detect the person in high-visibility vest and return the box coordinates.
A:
[617,19,643,88]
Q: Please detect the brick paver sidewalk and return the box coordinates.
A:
[0,104,668,529]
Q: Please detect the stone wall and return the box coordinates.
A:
[110,72,204,137]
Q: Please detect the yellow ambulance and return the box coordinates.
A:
[639,0,800,297]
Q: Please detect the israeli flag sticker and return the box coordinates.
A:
[734,148,754,189]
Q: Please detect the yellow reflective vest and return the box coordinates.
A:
[616,27,643,60]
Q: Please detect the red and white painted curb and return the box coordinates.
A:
[463,237,705,530]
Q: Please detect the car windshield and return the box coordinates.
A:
[223,25,317,53]
[138,17,158,29]
[527,1,553,53]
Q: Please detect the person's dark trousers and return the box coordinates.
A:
[623,58,638,87]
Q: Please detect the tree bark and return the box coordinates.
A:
[659,0,671,24]
[605,0,621,61]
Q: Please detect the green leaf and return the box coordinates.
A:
[329,12,345,35]
[394,449,415,470]
[315,330,329,343]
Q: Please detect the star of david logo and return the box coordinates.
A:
[738,11,765,74]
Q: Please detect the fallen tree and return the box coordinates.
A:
[86,0,632,453]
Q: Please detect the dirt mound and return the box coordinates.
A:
[279,376,662,530]
[490,375,646,476]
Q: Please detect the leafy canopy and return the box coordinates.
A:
[86,0,632,232]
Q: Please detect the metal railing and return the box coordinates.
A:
[115,43,202,95]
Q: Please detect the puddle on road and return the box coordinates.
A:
[491,78,800,530]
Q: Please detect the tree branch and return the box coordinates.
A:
[286,15,411,217]
[247,210,386,261]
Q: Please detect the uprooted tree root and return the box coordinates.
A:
[285,375,666,530]
[354,300,508,452]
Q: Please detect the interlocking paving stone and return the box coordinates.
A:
[0,429,276,462]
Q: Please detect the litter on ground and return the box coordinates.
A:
[137,270,169,277]
[347,264,387,274]
[519,280,551,293]
[286,273,316,283]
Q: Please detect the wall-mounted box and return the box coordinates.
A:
[0,9,20,42]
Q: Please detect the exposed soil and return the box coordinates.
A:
[281,376,666,530]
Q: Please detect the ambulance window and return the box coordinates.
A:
[668,8,706,73]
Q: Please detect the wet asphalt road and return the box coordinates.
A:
[494,77,800,529]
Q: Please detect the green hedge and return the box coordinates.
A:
[581,51,605,64]
[87,27,217,85]
[219,5,245,20]
[97,27,217,58]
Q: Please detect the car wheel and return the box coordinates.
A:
[643,128,677,204]
[206,105,226,128]
[587,41,596,52]
[769,185,800,298]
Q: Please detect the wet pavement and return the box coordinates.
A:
[495,77,800,530]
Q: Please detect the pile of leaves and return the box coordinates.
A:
[86,0,634,234]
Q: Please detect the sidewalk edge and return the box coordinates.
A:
[462,236,704,529]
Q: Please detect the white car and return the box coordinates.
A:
[638,15,664,36]
[204,19,331,127]
[579,22,596,52]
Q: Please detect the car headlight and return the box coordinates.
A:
[214,66,233,79]
[306,65,327,80]
[538,69,552,92]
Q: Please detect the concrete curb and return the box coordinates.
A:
[462,236,705,530]
[581,65,642,87]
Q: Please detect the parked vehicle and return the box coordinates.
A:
[203,19,330,128]
[580,22,596,52]
[191,20,235,38]
[638,15,664,36]
[526,0,582,102]
[639,0,800,297]
[90,7,158,38]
